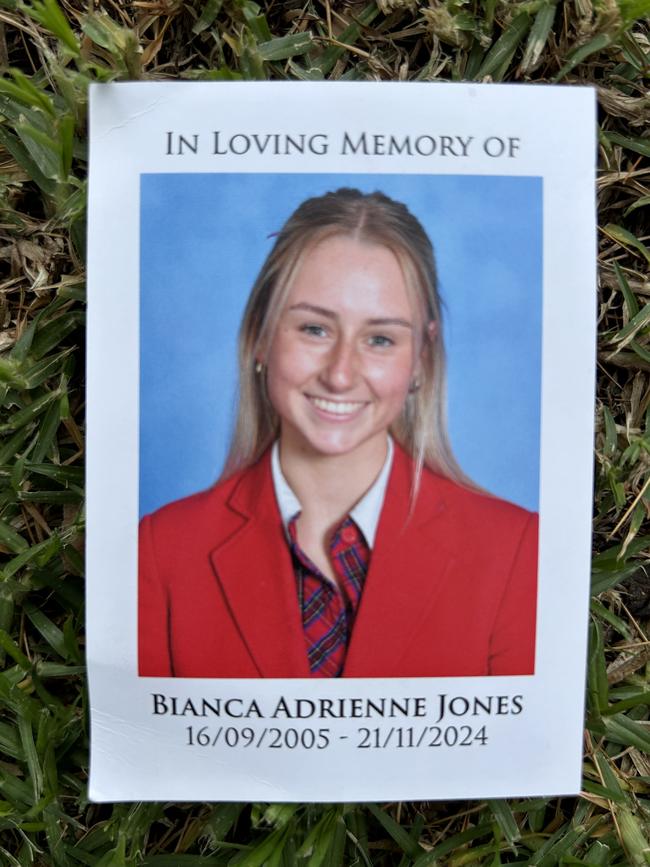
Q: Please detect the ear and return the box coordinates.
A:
[418,320,437,358]
[413,320,436,380]
[254,340,268,366]
[253,346,267,373]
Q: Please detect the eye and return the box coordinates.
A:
[300,323,328,338]
[368,334,395,348]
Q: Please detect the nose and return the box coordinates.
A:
[319,337,359,393]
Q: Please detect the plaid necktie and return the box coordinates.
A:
[287,516,370,677]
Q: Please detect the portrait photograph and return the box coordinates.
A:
[86,81,595,802]
[138,173,542,681]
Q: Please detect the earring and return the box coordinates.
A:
[255,361,264,374]
[409,378,420,394]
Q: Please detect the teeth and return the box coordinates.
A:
[311,397,364,415]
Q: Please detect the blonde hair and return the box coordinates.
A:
[223,188,469,489]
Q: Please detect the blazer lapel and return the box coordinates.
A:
[209,456,310,678]
[344,447,457,677]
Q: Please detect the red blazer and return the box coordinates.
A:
[139,445,537,678]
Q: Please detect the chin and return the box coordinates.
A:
[318,442,362,457]
[300,439,358,458]
[298,427,380,459]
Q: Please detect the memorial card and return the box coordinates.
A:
[87,81,596,801]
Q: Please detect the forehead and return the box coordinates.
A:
[284,235,415,317]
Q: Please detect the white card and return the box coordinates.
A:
[87,81,596,802]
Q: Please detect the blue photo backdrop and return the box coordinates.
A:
[140,173,542,517]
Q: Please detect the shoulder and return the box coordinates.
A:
[423,470,535,528]
[140,455,272,539]
[414,469,538,565]
[384,445,537,554]
[390,443,535,528]
[412,469,538,570]
[141,474,235,529]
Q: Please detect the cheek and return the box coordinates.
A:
[365,354,415,398]
[266,335,317,397]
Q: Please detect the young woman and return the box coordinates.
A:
[139,189,537,678]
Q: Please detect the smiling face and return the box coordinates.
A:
[264,235,422,463]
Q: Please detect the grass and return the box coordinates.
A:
[1,0,649,863]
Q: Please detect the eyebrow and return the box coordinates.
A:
[288,302,413,330]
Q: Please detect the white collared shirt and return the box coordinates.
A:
[271,438,394,549]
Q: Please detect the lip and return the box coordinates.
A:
[305,394,369,420]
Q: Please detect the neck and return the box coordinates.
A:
[279,435,388,525]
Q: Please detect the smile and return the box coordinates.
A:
[307,396,367,416]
